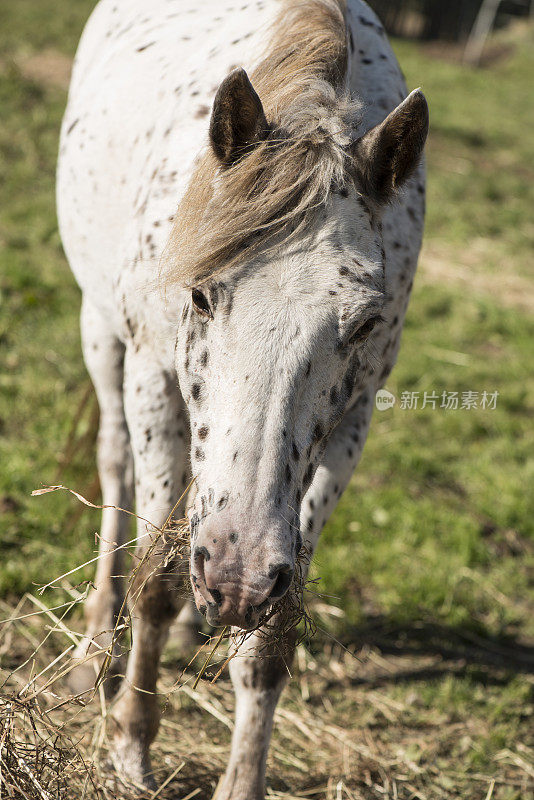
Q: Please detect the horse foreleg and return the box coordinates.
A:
[301,388,375,550]
[70,299,134,697]
[109,550,184,789]
[109,346,190,789]
[214,626,297,800]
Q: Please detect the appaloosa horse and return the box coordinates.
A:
[57,0,428,795]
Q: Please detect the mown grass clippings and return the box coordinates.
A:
[0,479,319,798]
[1,587,533,800]
[0,487,532,799]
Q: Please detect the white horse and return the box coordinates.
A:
[57,0,428,796]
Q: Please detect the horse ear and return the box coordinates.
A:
[351,89,429,204]
[209,68,268,165]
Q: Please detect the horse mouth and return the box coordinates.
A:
[200,598,272,630]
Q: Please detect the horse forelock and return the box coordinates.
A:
[162,0,361,289]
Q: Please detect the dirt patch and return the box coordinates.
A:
[419,242,534,313]
[16,49,72,90]
[421,39,514,68]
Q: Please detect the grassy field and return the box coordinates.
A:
[0,2,533,798]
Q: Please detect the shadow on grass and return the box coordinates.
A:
[326,615,534,688]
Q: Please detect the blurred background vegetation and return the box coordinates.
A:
[0,2,533,796]
[369,0,532,41]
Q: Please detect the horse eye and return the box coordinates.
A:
[350,315,383,343]
[191,288,213,319]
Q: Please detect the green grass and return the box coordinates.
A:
[0,0,100,599]
[317,286,534,634]
[0,3,533,796]
[396,29,534,276]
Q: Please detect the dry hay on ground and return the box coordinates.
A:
[0,480,531,800]
[1,586,533,800]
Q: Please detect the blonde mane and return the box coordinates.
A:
[164,0,360,287]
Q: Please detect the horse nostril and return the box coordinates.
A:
[267,563,293,600]
[193,546,210,563]
[268,562,291,579]
[210,588,223,605]
[192,547,209,592]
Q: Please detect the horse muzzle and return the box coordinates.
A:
[190,546,294,628]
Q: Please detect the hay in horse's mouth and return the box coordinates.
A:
[30,483,314,690]
[160,519,316,687]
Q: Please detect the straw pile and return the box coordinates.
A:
[2,591,534,799]
[1,486,532,799]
